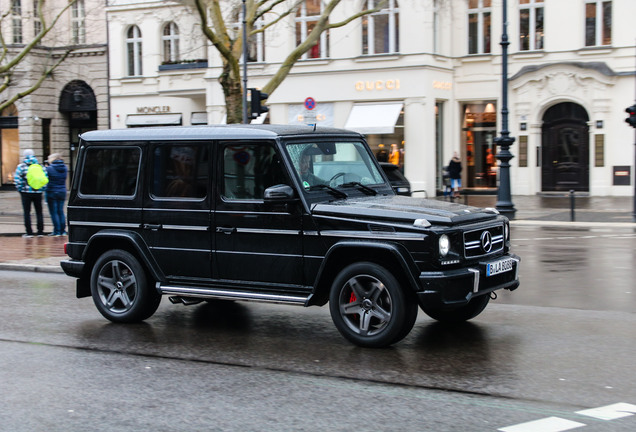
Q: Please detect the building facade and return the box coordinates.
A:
[0,0,109,186]
[106,0,636,197]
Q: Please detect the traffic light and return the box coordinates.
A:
[249,88,269,119]
[626,104,636,128]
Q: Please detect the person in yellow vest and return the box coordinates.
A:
[14,149,48,237]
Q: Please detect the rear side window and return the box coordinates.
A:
[79,146,141,197]
[151,143,209,199]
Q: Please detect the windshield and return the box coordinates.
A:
[285,141,387,194]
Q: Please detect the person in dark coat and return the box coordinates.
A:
[45,153,68,236]
[447,151,462,199]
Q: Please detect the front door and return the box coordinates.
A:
[541,102,589,192]
[214,140,304,286]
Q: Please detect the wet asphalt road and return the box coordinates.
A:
[0,225,635,431]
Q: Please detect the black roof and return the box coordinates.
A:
[80,124,363,142]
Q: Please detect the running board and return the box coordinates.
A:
[159,284,310,306]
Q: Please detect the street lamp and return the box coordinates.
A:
[242,0,248,124]
[495,0,517,219]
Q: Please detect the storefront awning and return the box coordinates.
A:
[126,114,182,127]
[344,103,403,134]
[191,112,208,125]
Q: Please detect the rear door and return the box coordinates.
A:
[142,141,213,280]
[213,140,304,286]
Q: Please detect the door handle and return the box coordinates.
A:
[216,227,236,235]
[143,224,162,231]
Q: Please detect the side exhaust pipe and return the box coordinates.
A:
[168,296,203,306]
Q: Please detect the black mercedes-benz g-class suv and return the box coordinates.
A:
[62,125,519,348]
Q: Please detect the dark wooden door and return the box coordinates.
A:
[541,103,589,192]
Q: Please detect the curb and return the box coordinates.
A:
[0,263,64,273]
[510,220,636,228]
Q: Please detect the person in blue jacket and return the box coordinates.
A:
[14,149,47,237]
[45,153,68,236]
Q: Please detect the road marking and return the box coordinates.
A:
[499,402,636,431]
[576,402,636,420]
[498,416,585,432]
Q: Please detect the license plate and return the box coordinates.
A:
[486,258,515,277]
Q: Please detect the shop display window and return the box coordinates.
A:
[463,102,497,188]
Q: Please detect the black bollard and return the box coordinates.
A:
[570,190,575,222]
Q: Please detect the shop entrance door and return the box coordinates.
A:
[541,102,589,192]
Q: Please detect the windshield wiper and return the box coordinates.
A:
[340,181,377,196]
[308,184,348,199]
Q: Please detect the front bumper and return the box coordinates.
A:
[417,253,520,308]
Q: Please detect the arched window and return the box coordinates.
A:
[362,0,399,55]
[296,0,329,60]
[162,22,180,63]
[126,25,143,76]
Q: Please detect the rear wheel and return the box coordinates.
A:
[90,249,161,323]
[329,262,415,348]
[421,294,490,323]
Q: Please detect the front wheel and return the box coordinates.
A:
[420,294,490,323]
[329,262,415,348]
[90,249,161,323]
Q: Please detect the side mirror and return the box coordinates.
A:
[264,184,296,202]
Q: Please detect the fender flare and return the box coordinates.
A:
[307,240,421,306]
[83,230,165,283]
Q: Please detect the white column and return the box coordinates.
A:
[404,97,435,197]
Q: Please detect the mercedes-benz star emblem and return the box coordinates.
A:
[480,231,493,253]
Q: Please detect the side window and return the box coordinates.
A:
[151,143,209,199]
[222,143,285,200]
[79,146,141,197]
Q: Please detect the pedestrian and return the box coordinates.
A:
[14,149,48,237]
[45,153,68,236]
[448,151,462,199]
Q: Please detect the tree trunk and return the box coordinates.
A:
[220,63,243,124]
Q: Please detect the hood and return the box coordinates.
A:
[24,155,38,165]
[311,195,501,226]
[50,159,67,174]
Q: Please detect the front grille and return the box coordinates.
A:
[463,225,504,258]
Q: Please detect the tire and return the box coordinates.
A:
[421,294,490,323]
[90,249,161,323]
[329,262,414,348]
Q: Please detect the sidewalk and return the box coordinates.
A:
[1,189,634,274]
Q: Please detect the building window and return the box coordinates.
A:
[71,0,86,44]
[33,0,42,36]
[519,0,543,51]
[12,0,22,44]
[468,0,491,55]
[162,22,180,63]
[585,0,611,47]
[362,0,399,55]
[233,10,265,62]
[126,25,143,77]
[296,0,329,59]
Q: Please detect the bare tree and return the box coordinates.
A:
[193,0,387,124]
[0,0,78,112]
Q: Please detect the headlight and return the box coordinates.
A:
[439,234,450,257]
